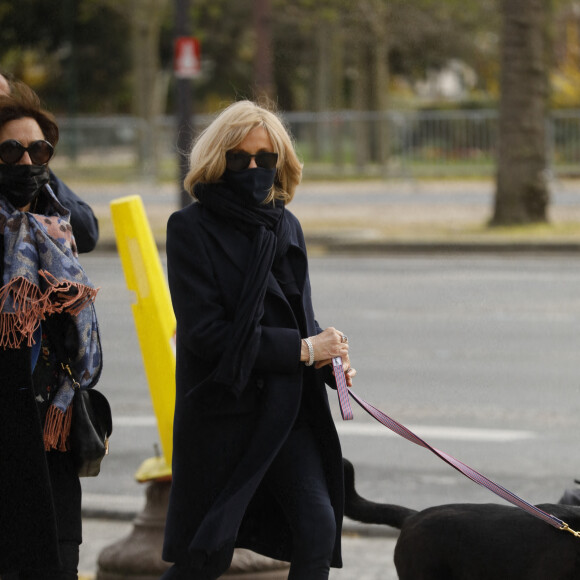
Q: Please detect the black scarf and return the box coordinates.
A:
[194,181,290,396]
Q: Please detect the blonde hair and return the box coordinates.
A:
[184,100,302,205]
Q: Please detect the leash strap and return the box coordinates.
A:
[333,357,353,420]
[332,358,579,537]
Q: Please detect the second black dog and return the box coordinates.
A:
[343,459,580,579]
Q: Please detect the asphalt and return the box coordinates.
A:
[77,177,580,579]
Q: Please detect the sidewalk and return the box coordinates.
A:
[79,515,399,580]
[79,490,399,579]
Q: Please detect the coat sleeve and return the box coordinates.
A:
[167,209,302,376]
[167,209,231,362]
[253,326,301,373]
[49,171,99,253]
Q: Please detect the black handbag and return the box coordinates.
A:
[59,359,112,477]
[70,385,113,477]
[42,314,111,477]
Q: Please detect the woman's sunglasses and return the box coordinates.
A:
[0,139,54,165]
[225,151,278,172]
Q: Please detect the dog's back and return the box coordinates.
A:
[343,459,580,579]
[394,502,580,580]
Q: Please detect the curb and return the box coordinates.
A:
[305,238,580,254]
[93,236,580,256]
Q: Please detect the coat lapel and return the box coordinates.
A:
[288,243,307,294]
[200,212,249,274]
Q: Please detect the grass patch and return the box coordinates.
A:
[470,222,580,239]
[299,220,580,243]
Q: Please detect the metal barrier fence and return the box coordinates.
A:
[52,109,580,180]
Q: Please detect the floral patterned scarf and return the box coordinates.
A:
[0,185,102,451]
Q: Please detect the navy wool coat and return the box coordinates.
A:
[162,202,344,575]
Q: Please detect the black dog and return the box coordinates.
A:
[343,459,580,579]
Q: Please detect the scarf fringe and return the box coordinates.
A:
[43,403,73,452]
[39,270,99,315]
[0,312,36,348]
[0,272,98,348]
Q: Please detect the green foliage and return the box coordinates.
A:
[0,0,519,114]
[189,0,255,107]
[0,0,131,113]
[169,0,504,112]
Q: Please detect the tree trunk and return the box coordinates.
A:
[253,0,274,102]
[330,25,345,173]
[492,0,550,225]
[373,30,389,176]
[356,0,390,175]
[129,0,170,179]
[98,0,169,179]
[353,42,370,172]
[313,20,332,162]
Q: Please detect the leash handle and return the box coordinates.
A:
[332,357,353,420]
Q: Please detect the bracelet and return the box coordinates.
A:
[304,338,315,367]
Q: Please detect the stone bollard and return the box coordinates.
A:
[96,480,289,580]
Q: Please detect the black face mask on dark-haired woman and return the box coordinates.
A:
[0,164,50,209]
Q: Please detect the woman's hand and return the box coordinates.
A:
[304,326,348,363]
[301,327,356,385]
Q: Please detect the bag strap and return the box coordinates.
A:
[331,356,580,539]
[42,314,82,385]
[60,362,80,390]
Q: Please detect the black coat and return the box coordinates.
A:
[0,182,96,573]
[48,171,100,253]
[0,343,61,573]
[162,203,344,575]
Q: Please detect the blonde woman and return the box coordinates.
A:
[162,100,355,580]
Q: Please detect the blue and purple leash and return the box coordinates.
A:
[331,356,580,539]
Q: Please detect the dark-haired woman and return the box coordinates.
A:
[0,84,102,579]
[0,74,99,253]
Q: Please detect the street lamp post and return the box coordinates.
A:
[175,0,193,208]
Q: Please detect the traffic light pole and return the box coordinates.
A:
[175,0,193,208]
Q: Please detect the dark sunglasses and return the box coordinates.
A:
[225,150,278,172]
[0,139,54,165]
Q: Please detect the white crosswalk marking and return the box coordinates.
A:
[114,415,535,442]
[336,422,535,442]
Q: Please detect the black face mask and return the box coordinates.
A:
[0,164,50,209]
[223,167,276,207]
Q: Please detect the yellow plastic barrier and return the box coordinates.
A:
[110,195,175,481]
